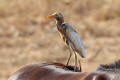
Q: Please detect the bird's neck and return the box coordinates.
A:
[56,20,63,27]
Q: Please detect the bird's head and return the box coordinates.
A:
[47,13,64,24]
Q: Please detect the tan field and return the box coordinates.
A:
[0,0,120,80]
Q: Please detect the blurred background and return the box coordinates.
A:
[0,0,120,80]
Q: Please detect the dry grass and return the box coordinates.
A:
[0,0,120,80]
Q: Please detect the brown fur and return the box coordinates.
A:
[9,62,89,80]
[9,61,120,80]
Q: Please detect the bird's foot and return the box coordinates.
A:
[74,66,77,72]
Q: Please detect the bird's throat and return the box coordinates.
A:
[56,20,63,26]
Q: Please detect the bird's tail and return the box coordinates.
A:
[77,48,86,58]
[81,49,86,58]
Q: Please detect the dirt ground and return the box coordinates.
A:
[0,0,120,80]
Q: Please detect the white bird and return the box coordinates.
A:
[47,13,86,71]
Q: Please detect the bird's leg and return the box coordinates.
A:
[78,59,82,72]
[74,52,77,72]
[66,47,73,66]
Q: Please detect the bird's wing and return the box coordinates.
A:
[64,24,86,58]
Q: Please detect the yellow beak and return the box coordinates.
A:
[46,13,56,18]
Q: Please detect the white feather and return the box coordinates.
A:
[65,23,86,58]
